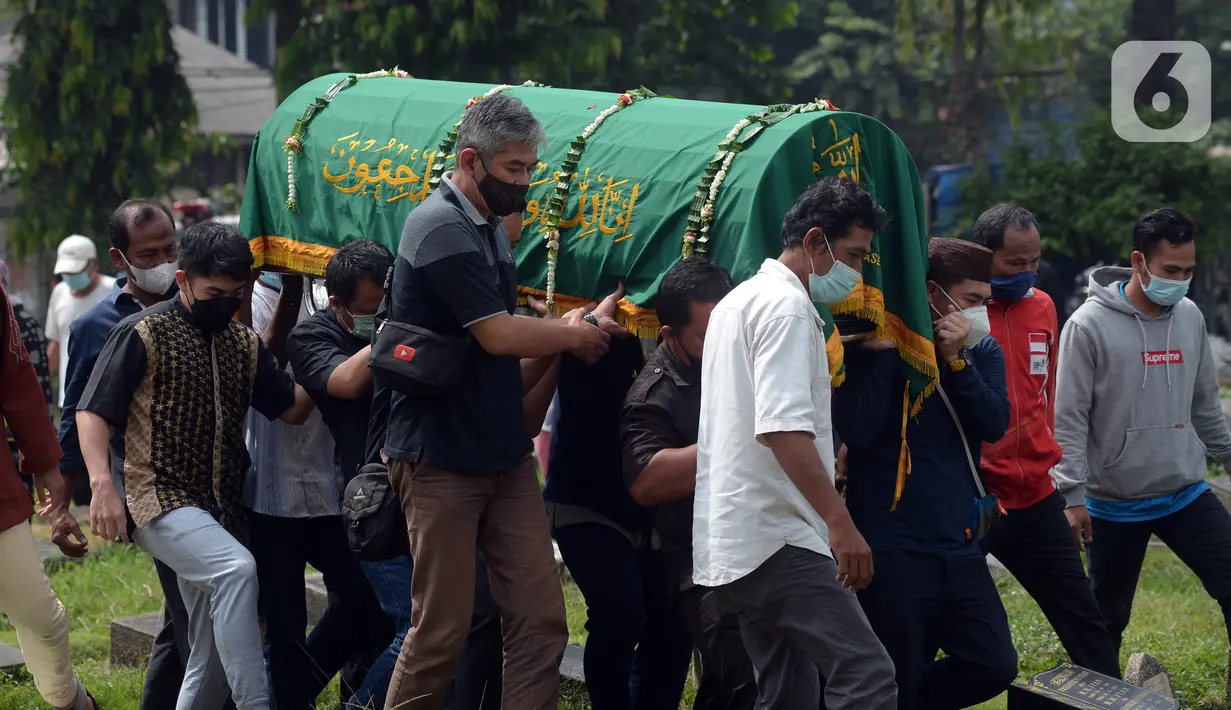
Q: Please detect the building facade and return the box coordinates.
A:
[169,0,277,68]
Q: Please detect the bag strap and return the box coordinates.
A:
[934,383,987,498]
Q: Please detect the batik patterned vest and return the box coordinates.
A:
[123,307,259,541]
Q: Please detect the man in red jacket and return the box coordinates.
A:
[0,282,96,709]
[972,204,1121,678]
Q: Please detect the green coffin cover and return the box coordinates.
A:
[240,73,938,417]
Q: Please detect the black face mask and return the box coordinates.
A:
[477,162,529,217]
[684,350,702,374]
[188,291,242,333]
[671,334,703,374]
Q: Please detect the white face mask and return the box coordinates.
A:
[960,305,991,348]
[932,284,991,349]
[120,251,177,295]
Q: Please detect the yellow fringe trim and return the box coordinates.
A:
[516,286,663,340]
[831,284,940,411]
[250,236,337,276]
[891,383,913,511]
[825,326,845,381]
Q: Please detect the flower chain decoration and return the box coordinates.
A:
[426,80,545,197]
[543,87,656,309]
[682,98,839,257]
[283,67,413,212]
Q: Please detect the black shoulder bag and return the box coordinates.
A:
[369,264,471,395]
[342,462,408,561]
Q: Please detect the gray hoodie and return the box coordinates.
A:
[1052,266,1231,506]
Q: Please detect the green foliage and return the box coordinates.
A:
[959,111,1231,264]
[788,0,953,166]
[248,0,799,105]
[1176,0,1231,121]
[1,0,197,255]
[789,0,1129,167]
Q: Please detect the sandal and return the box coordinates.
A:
[70,680,100,710]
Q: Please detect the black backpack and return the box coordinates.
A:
[342,463,408,561]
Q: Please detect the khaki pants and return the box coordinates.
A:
[0,521,79,707]
[385,455,568,710]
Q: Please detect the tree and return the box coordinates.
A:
[788,0,953,166]
[890,0,1127,163]
[249,0,800,104]
[2,0,198,254]
[959,111,1231,266]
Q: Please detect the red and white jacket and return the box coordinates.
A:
[980,287,1063,510]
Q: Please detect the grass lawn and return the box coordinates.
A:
[0,540,1226,709]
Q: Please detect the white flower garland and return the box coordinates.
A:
[682,98,839,257]
[543,90,652,309]
[284,67,412,211]
[428,80,543,196]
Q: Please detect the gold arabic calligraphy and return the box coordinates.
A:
[319,134,644,242]
[524,165,641,243]
[321,132,454,204]
[815,119,863,183]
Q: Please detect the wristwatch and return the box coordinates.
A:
[584,314,599,327]
[946,349,972,372]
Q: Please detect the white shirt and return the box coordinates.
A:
[45,276,115,406]
[242,278,340,518]
[693,259,837,587]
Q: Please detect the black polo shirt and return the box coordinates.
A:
[384,176,529,471]
[287,309,374,479]
[621,342,702,589]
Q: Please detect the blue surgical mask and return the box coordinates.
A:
[259,273,282,291]
[990,271,1036,302]
[62,271,91,292]
[807,235,861,304]
[1142,269,1190,307]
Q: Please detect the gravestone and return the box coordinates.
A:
[560,643,586,689]
[0,641,25,675]
[110,611,164,668]
[1007,662,1178,710]
[1124,653,1174,699]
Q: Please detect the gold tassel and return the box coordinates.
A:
[891,383,912,511]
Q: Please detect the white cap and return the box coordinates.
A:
[54,234,97,275]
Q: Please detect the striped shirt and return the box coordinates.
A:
[243,279,340,518]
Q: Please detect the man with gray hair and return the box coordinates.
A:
[382,93,612,709]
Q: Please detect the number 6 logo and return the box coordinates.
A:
[1111,41,1212,143]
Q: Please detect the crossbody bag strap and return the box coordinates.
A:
[934,383,987,498]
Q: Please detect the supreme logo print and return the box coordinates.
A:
[1141,350,1183,366]
[394,344,416,362]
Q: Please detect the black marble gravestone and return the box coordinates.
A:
[1007,662,1178,710]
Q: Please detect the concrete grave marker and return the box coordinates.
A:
[1124,652,1175,699]
[0,641,25,676]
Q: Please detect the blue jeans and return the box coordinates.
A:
[554,522,693,710]
[352,555,504,710]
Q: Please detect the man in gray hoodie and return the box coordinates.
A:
[1054,207,1231,655]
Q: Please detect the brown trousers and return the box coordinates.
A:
[384,455,568,710]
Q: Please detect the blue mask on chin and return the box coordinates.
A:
[990,271,1036,301]
[258,273,282,291]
